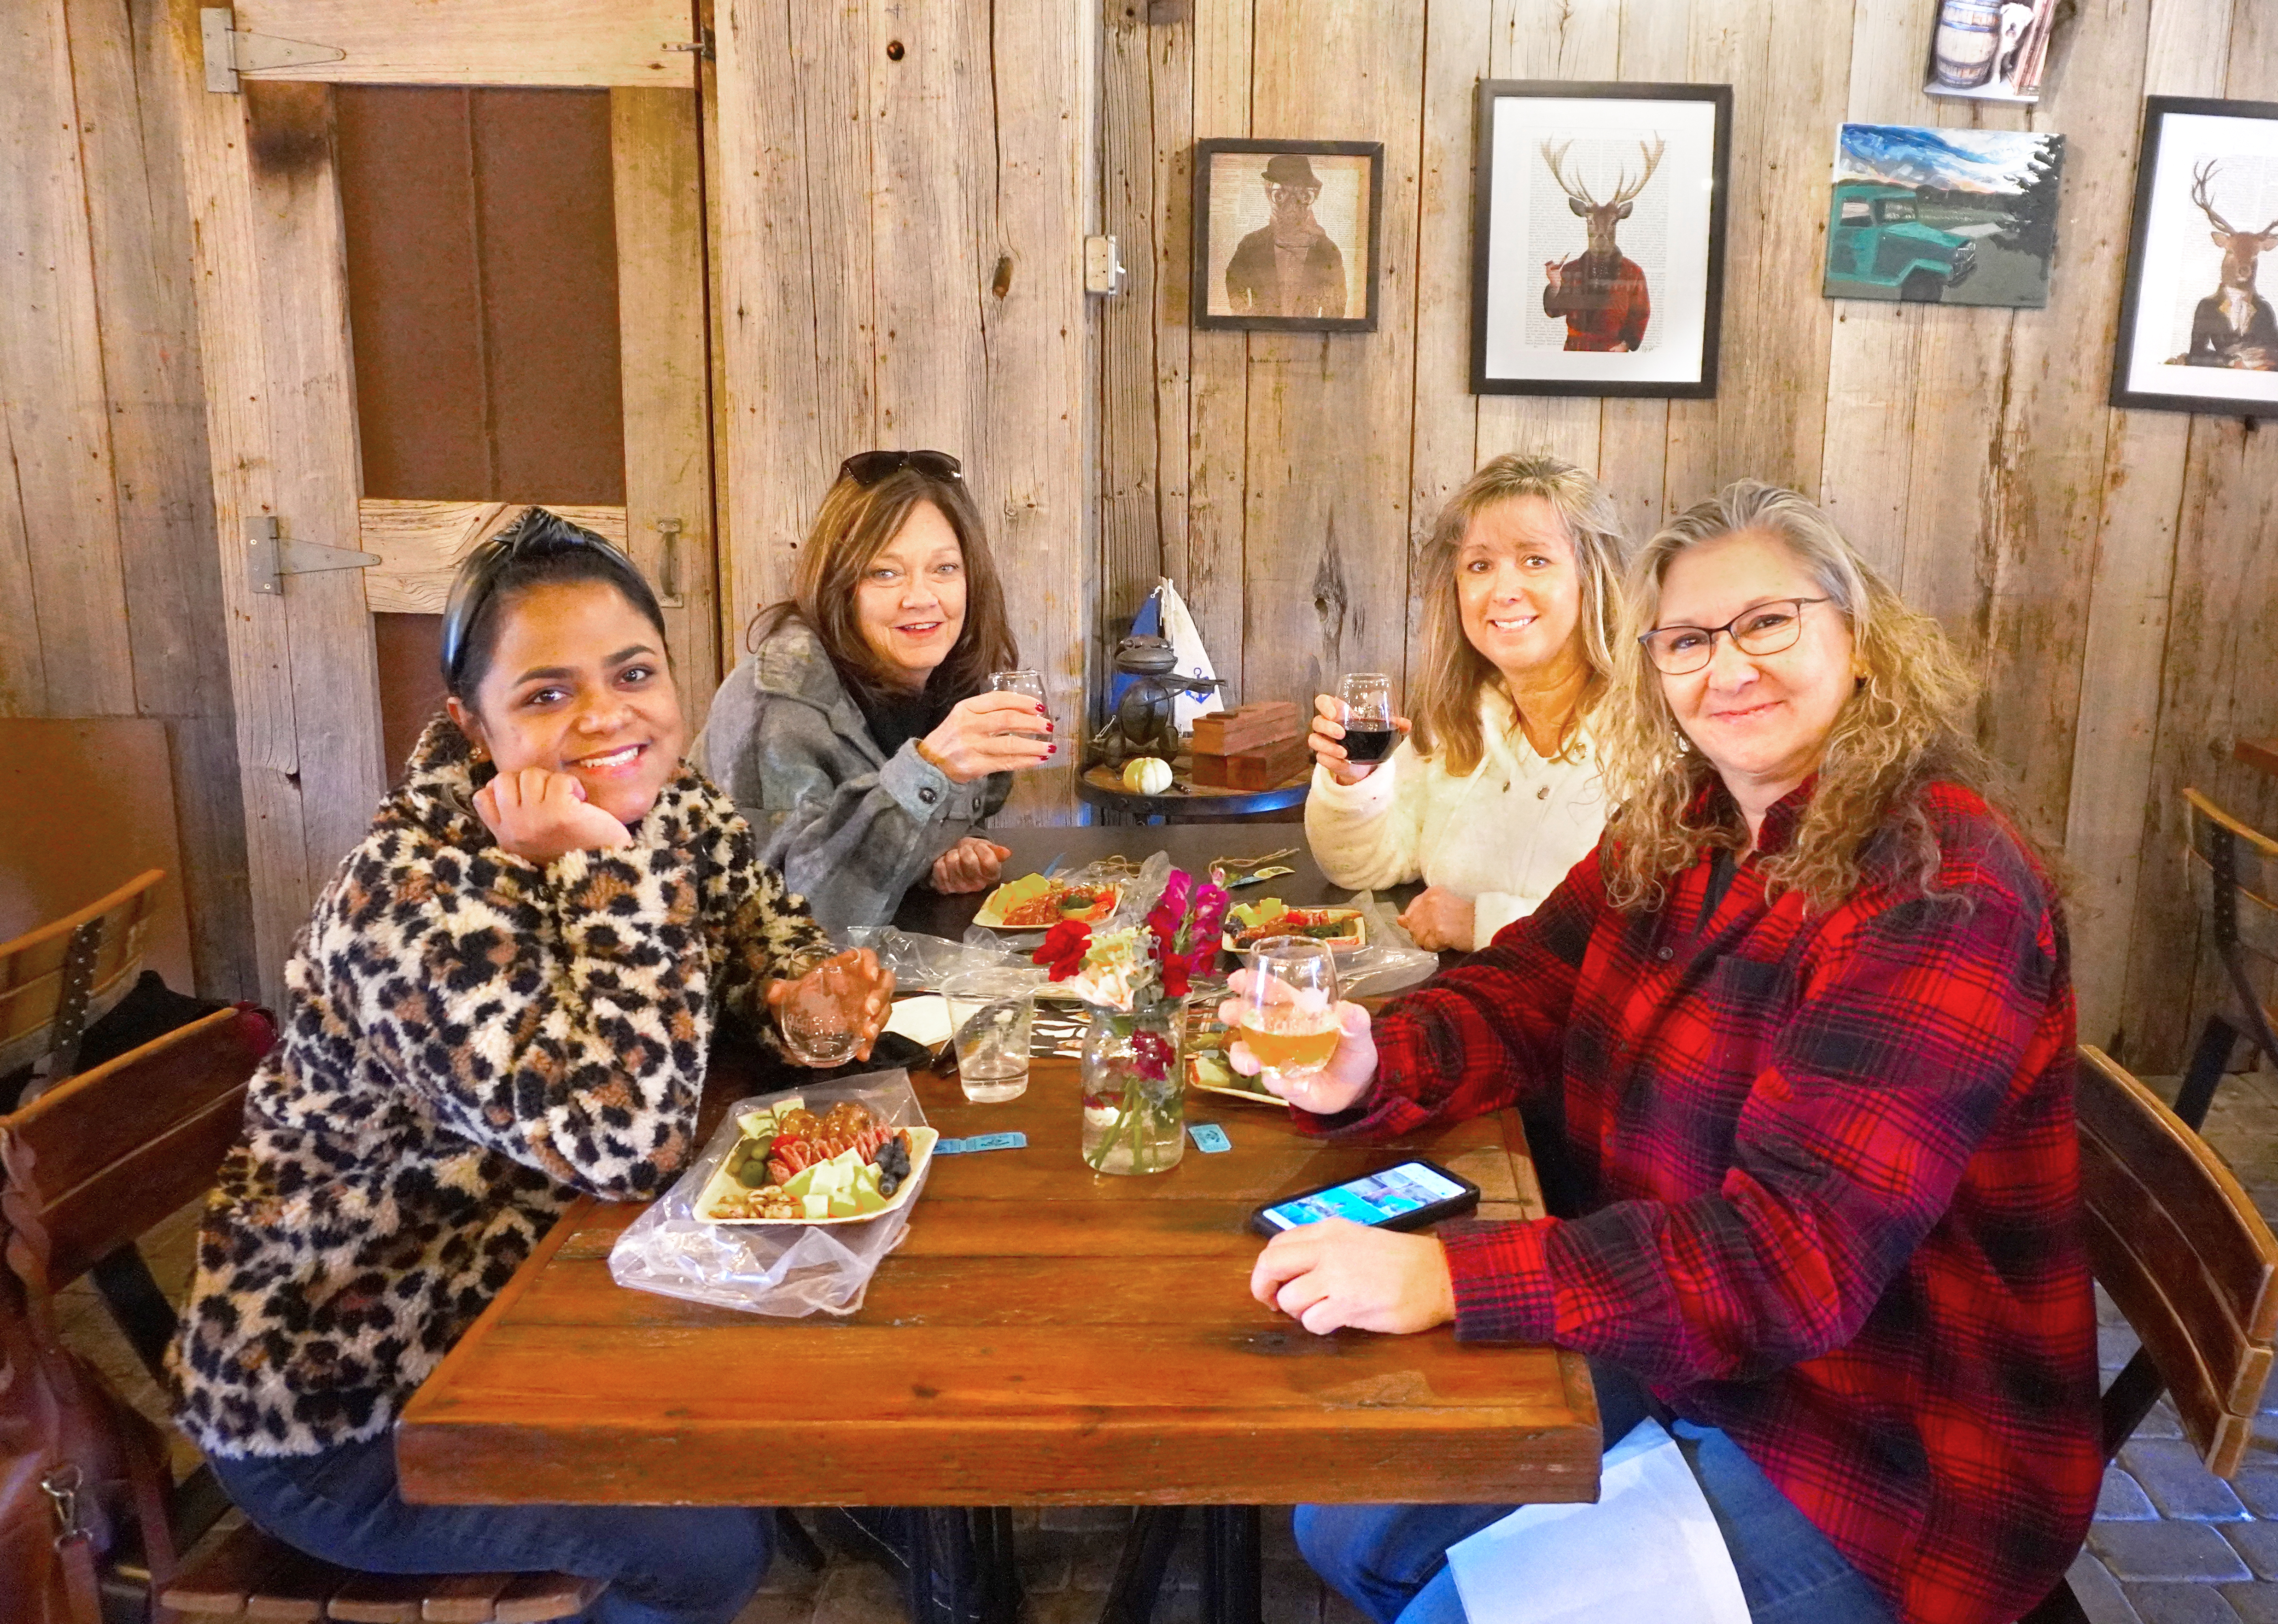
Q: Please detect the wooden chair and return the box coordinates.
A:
[0,1009,603,1623]
[2169,789,2278,1131]
[2021,1046,2278,1623]
[0,870,165,1095]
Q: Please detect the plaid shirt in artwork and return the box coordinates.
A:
[1299,780,2100,1624]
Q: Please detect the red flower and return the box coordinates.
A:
[1033,920,1092,980]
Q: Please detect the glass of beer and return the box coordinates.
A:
[1337,672,1397,765]
[990,668,1050,742]
[1235,936,1342,1084]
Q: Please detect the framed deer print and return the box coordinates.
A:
[2112,97,2278,416]
[1471,82,1732,397]
[1193,138,1384,332]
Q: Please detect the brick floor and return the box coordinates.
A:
[58,1065,2278,1624]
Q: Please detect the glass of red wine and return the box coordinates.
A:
[1337,672,1397,765]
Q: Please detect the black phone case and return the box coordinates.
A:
[1249,1159,1483,1237]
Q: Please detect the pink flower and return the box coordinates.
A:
[1183,882,1231,981]
[1131,1029,1174,1081]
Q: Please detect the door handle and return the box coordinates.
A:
[654,517,684,607]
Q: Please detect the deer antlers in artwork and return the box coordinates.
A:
[2192,158,2278,240]
[1540,137,1667,210]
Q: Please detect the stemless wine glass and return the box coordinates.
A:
[1336,672,1397,765]
[990,669,1050,742]
[1235,936,1342,1085]
[773,944,863,1068]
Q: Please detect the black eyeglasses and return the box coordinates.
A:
[839,450,963,487]
[439,508,646,688]
[1638,598,1832,676]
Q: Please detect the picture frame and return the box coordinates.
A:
[1192,138,1384,333]
[2111,96,2278,417]
[1471,81,1732,398]
[1922,0,2060,105]
[1823,125,2066,309]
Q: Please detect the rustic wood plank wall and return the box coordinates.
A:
[0,0,253,999]
[1099,0,2278,1069]
[715,0,1092,824]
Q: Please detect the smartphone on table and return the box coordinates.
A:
[1250,1159,1480,1237]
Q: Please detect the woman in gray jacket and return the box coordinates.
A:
[697,450,1052,927]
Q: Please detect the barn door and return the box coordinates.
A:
[158,0,719,1003]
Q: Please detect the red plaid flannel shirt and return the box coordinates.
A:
[1300,781,2099,1624]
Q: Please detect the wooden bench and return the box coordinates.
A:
[0,1009,604,1623]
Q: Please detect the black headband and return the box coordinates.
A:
[438,508,652,691]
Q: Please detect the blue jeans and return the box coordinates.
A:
[210,1429,773,1624]
[1295,1363,1896,1624]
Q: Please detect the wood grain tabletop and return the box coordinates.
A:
[394,1052,1600,1510]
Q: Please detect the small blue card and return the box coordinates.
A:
[934,1131,1028,1156]
[1189,1123,1232,1154]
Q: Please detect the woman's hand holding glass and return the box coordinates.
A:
[473,768,635,863]
[765,946,895,1067]
[1307,694,1410,787]
[1215,968,1378,1116]
[919,693,1054,783]
[929,835,1011,894]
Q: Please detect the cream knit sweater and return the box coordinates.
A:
[1303,687,1607,950]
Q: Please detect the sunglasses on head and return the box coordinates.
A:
[839,450,963,487]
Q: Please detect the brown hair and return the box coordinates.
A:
[1595,479,2029,913]
[749,465,1018,704]
[1408,453,1629,777]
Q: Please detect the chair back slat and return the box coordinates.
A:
[0,870,164,1071]
[2077,1046,2278,1476]
[2186,789,2278,969]
[0,1007,264,1289]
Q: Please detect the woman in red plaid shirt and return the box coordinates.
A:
[1231,482,2100,1624]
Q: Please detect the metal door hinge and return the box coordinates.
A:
[662,29,715,61]
[1085,235,1127,296]
[200,8,346,93]
[247,516,380,596]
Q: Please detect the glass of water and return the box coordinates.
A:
[941,968,1037,1102]
[989,669,1050,741]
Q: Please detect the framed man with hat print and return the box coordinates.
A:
[1194,138,1384,332]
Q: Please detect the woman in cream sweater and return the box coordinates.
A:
[1304,454,1627,951]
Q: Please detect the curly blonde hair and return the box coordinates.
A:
[1596,480,2001,913]
[1408,453,1630,776]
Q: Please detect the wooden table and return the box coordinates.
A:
[394,1052,1598,1620]
[397,825,1553,1619]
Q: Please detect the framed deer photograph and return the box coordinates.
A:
[1470,81,1732,397]
[2112,97,2278,416]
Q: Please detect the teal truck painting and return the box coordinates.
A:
[1823,125,2064,309]
[1825,182,1977,301]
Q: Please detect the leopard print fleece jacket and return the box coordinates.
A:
[169,717,827,1458]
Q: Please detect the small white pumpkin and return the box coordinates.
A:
[1121,755,1174,795]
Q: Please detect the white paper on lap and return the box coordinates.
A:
[1444,1419,1750,1624]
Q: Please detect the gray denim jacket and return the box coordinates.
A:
[694,618,1009,928]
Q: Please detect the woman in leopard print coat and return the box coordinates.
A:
[169,512,889,1624]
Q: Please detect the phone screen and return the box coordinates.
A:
[1258,1163,1469,1232]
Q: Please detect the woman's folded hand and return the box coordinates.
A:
[473,767,634,863]
[929,836,1011,893]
